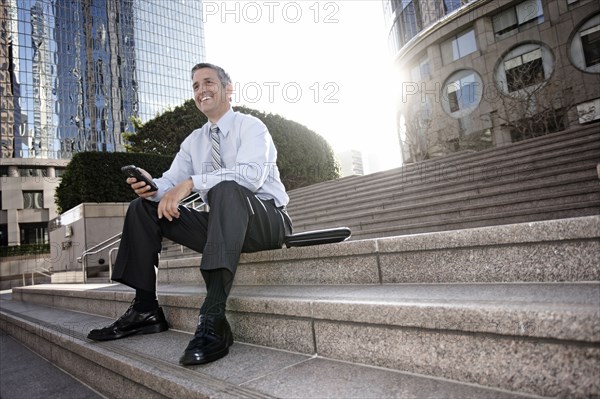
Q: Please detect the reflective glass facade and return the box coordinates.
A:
[1,0,205,159]
[382,0,477,54]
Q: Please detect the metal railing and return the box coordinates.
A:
[76,193,205,283]
[77,233,122,283]
[22,267,53,286]
[182,192,205,211]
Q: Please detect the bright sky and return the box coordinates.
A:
[202,0,403,173]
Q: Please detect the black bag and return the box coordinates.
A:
[284,227,351,248]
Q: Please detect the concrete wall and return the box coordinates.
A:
[0,255,53,290]
[1,202,129,289]
[49,203,129,272]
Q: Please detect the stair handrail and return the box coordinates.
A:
[22,266,53,286]
[181,192,204,209]
[76,193,205,283]
[77,232,122,263]
[77,233,122,283]
[167,192,207,255]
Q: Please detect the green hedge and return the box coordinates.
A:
[55,152,173,213]
[0,244,50,258]
[235,106,340,190]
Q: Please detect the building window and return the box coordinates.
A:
[410,54,431,82]
[443,0,462,14]
[504,49,544,92]
[569,13,600,73]
[441,70,483,117]
[581,26,600,67]
[495,43,554,95]
[576,98,600,124]
[399,1,422,46]
[448,75,477,112]
[23,191,44,209]
[0,224,7,247]
[19,223,48,245]
[19,167,48,177]
[441,29,477,64]
[388,1,427,52]
[492,0,544,39]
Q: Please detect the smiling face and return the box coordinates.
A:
[192,67,232,122]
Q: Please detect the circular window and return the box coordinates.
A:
[569,13,600,73]
[441,69,483,118]
[495,42,555,95]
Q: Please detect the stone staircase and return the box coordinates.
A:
[160,124,599,260]
[287,124,600,239]
[50,270,85,284]
[1,215,599,398]
[1,126,599,398]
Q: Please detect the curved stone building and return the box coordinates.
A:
[384,0,599,163]
[1,0,205,247]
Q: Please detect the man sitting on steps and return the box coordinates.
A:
[87,63,293,366]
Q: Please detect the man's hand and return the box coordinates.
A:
[157,178,194,221]
[127,168,156,199]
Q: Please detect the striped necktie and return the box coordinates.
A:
[210,124,221,170]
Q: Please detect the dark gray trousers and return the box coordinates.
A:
[112,181,292,292]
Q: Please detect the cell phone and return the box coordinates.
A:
[121,165,158,192]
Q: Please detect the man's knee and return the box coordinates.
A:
[127,197,158,218]
[208,181,248,200]
[212,180,243,192]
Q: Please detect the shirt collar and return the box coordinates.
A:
[209,107,234,137]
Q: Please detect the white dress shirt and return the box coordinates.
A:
[150,107,289,207]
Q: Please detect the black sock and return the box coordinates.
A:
[199,268,234,317]
[134,288,158,312]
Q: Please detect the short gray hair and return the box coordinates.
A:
[191,63,231,87]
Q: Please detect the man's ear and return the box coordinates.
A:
[226,83,234,102]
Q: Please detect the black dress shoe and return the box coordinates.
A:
[87,302,169,341]
[179,314,234,365]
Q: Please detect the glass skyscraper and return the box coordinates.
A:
[1,0,206,159]
[0,0,205,248]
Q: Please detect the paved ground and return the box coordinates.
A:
[0,290,104,399]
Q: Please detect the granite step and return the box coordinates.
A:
[5,216,599,397]
[289,174,598,231]
[353,202,599,240]
[289,144,600,217]
[160,216,599,285]
[291,181,599,233]
[287,160,599,241]
[288,125,599,200]
[288,153,599,223]
[50,270,85,284]
[160,203,600,258]
[0,297,539,399]
[86,277,112,284]
[362,195,598,230]
[287,126,600,206]
[6,281,599,398]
